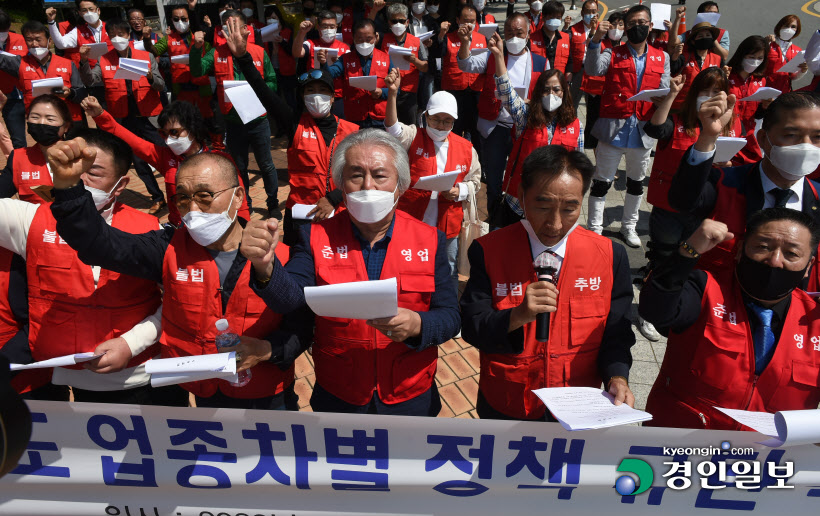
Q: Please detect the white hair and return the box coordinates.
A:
[331,129,411,194]
[387,2,409,19]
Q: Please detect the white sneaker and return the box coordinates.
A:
[620,227,641,248]
[638,316,661,342]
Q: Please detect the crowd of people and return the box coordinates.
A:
[0,0,818,430]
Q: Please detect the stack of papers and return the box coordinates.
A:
[31,77,65,98]
[313,47,340,69]
[10,352,104,371]
[260,23,280,42]
[413,170,460,191]
[714,137,748,162]
[694,12,721,26]
[650,3,671,30]
[478,23,498,38]
[532,387,653,430]
[389,44,414,71]
[85,42,110,60]
[627,88,670,101]
[776,51,806,74]
[146,352,238,388]
[715,407,820,447]
[739,87,781,101]
[304,277,398,320]
[223,80,266,124]
[349,75,378,91]
[292,204,335,220]
[417,31,434,42]
[113,57,149,81]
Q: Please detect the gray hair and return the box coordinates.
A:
[331,128,411,194]
[386,2,409,19]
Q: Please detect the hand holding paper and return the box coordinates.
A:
[413,171,461,192]
[31,77,65,98]
[650,3,671,31]
[627,88,671,102]
[85,42,110,60]
[776,51,806,74]
[349,75,378,91]
[739,87,781,102]
[532,387,653,430]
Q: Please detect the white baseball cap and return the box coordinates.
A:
[426,91,459,119]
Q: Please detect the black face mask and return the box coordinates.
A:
[692,36,715,51]
[735,251,808,302]
[27,123,62,146]
[626,24,649,44]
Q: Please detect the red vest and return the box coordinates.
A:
[26,204,161,369]
[76,22,112,69]
[503,119,582,196]
[12,145,52,205]
[525,11,544,33]
[646,269,820,430]
[17,54,83,122]
[167,31,211,86]
[213,43,266,115]
[0,32,26,94]
[214,25,256,47]
[568,21,591,73]
[0,248,20,348]
[766,42,802,94]
[310,210,438,406]
[581,38,622,95]
[729,71,766,126]
[307,38,350,98]
[399,129,472,239]
[340,15,354,46]
[478,223,612,419]
[341,49,389,122]
[599,44,665,121]
[286,113,358,209]
[99,49,163,119]
[477,51,543,121]
[647,32,669,52]
[58,22,81,68]
[672,49,722,110]
[160,228,293,399]
[380,32,421,92]
[530,29,570,72]
[275,27,297,76]
[442,32,487,91]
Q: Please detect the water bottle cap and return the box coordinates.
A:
[215,318,229,331]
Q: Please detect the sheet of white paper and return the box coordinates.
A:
[304,277,398,320]
[807,30,820,74]
[144,352,237,374]
[260,23,280,42]
[133,40,145,51]
[313,47,339,69]
[417,31,434,42]
[170,54,190,65]
[650,3,671,30]
[31,77,66,98]
[714,407,778,436]
[694,12,720,27]
[151,370,239,388]
[85,42,110,60]
[120,57,149,73]
[0,50,14,57]
[292,204,334,220]
[113,66,145,81]
[222,80,247,90]
[413,170,461,192]
[224,84,266,124]
[349,75,378,90]
[10,352,104,371]
[757,410,820,447]
[478,23,498,38]
[740,87,781,101]
[389,45,412,71]
[627,88,670,101]
[776,51,805,73]
[470,47,489,56]
[714,137,748,163]
[533,387,653,431]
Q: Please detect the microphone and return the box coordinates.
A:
[533,251,560,343]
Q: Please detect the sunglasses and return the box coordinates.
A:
[298,69,324,85]
[172,17,189,22]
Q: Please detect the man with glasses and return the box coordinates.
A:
[380,3,428,126]
[585,4,669,249]
[47,139,311,410]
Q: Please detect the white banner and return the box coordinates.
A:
[1,401,820,515]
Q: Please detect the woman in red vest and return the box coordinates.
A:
[461,145,636,421]
[0,95,72,204]
[727,35,770,165]
[765,15,809,94]
[668,22,724,111]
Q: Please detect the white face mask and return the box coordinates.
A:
[412,2,426,15]
[425,124,451,142]
[545,18,562,31]
[166,134,194,155]
[767,135,820,181]
[542,93,562,112]
[110,36,129,51]
[344,184,399,224]
[505,36,527,55]
[321,28,337,43]
[29,47,49,59]
[742,58,763,73]
[0,32,9,44]
[531,1,544,12]
[336,13,344,24]
[356,41,374,56]
[174,20,190,33]
[85,177,123,211]
[82,11,100,25]
[304,93,332,117]
[474,0,485,11]
[427,5,439,14]
[608,28,623,40]
[779,28,796,41]
[695,95,711,112]
[241,8,254,18]
[182,188,238,246]
[391,23,407,36]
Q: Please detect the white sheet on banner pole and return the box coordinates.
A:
[533,386,653,430]
[304,277,398,319]
[151,369,239,388]
[717,407,820,447]
[10,352,103,371]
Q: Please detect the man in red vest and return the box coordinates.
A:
[241,129,461,415]
[47,141,310,410]
[79,19,167,215]
[461,145,636,420]
[381,3,428,126]
[528,0,570,73]
[584,4,670,249]
[506,0,546,34]
[640,212,820,430]
[567,0,599,110]
[0,129,186,405]
[0,9,28,150]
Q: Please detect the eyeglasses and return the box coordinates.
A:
[129,17,145,22]
[172,17,189,22]
[160,127,188,138]
[391,19,407,24]
[298,69,324,85]
[170,185,237,209]
[427,116,454,129]
[545,86,563,94]
[625,19,650,28]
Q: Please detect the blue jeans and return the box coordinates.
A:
[479,124,513,206]
[226,117,279,213]
[2,96,26,149]
[446,236,459,290]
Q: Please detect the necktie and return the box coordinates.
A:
[770,188,792,208]
[746,302,776,375]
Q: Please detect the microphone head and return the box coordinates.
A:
[533,251,560,271]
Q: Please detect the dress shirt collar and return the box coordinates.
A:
[351,213,396,249]
[521,219,578,261]
[759,164,804,207]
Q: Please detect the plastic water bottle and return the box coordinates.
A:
[215,318,251,387]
